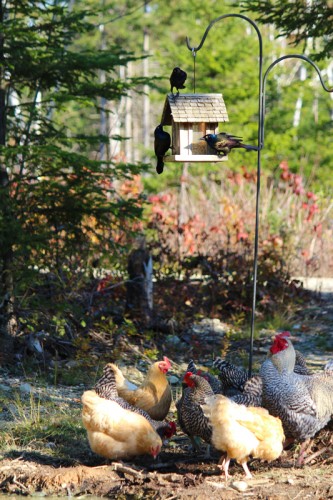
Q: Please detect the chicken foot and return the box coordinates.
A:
[296,438,313,466]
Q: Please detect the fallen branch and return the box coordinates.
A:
[303,447,328,465]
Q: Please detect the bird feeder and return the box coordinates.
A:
[161,93,229,162]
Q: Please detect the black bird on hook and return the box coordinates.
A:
[170,67,187,95]
[201,133,258,156]
[154,125,171,174]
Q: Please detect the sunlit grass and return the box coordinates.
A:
[0,391,88,463]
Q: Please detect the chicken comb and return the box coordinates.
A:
[168,421,177,436]
[163,356,171,368]
[270,335,289,354]
[183,371,194,384]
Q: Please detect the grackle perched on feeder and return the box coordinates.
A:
[170,67,187,95]
[201,133,258,156]
[154,125,171,174]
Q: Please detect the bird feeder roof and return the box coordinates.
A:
[161,93,229,125]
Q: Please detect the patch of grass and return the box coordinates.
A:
[253,311,295,336]
[0,391,89,464]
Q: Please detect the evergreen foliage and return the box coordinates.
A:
[0,0,150,356]
[241,0,333,61]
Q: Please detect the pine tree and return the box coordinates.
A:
[241,0,333,61]
[0,0,149,362]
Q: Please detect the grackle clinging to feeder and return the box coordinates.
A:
[154,125,171,174]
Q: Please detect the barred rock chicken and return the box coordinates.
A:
[213,341,311,404]
[213,358,248,393]
[202,395,284,479]
[214,349,310,394]
[176,372,213,453]
[186,359,223,394]
[94,363,176,440]
[231,375,263,407]
[212,358,262,406]
[260,332,333,465]
[187,358,261,406]
[107,357,172,420]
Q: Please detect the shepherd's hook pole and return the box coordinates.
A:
[186,14,263,377]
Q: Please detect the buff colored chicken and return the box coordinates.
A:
[81,391,162,461]
[81,361,173,461]
[110,357,172,420]
[202,395,284,479]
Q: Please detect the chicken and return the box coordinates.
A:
[325,359,333,373]
[202,395,284,479]
[82,390,162,460]
[186,359,223,394]
[213,358,248,394]
[231,375,263,407]
[213,338,311,402]
[260,332,333,465]
[176,371,213,453]
[94,363,176,441]
[106,357,172,420]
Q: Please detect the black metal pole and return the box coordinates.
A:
[186,14,263,377]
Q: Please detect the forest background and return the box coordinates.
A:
[0,0,332,371]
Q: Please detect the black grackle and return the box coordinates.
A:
[201,133,258,156]
[154,125,171,174]
[170,67,187,95]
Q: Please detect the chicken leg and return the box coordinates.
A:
[218,454,231,480]
[240,460,253,479]
[296,438,313,466]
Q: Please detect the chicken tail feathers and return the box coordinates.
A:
[94,363,119,399]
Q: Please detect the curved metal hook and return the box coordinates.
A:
[264,54,333,93]
[186,13,262,57]
[261,54,333,147]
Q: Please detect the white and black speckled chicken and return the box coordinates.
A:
[213,358,248,394]
[213,337,311,404]
[231,375,263,407]
[214,347,311,393]
[176,371,214,454]
[260,332,333,465]
[187,358,262,406]
[186,359,223,394]
[94,363,176,441]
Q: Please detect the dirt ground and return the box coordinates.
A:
[1,438,333,499]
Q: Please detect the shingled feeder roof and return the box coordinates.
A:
[161,93,229,126]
